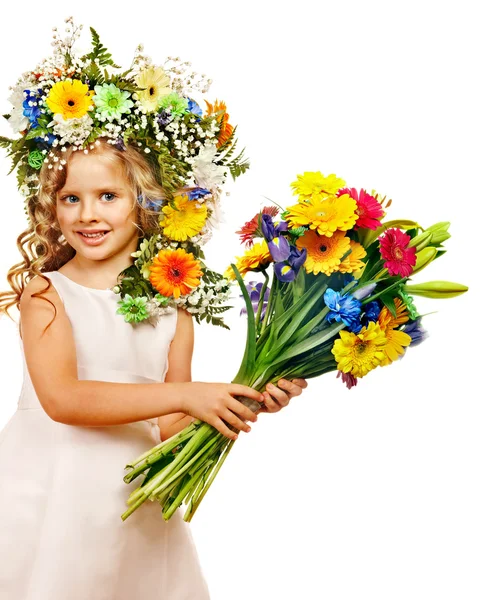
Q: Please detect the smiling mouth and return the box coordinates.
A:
[77,231,111,240]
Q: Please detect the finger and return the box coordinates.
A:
[291,378,308,389]
[266,383,290,407]
[221,408,252,434]
[262,390,281,413]
[231,384,265,404]
[277,379,302,399]
[227,397,258,423]
[212,417,238,441]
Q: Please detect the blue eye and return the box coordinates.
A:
[102,193,116,201]
[63,195,78,204]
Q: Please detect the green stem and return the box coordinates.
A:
[260,270,278,337]
[254,270,270,333]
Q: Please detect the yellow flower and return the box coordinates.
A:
[290,172,346,200]
[338,240,367,274]
[159,193,208,241]
[331,322,388,378]
[296,229,350,275]
[285,194,358,237]
[377,298,412,365]
[224,240,272,281]
[135,66,172,113]
[46,80,94,120]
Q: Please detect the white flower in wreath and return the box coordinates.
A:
[49,112,93,146]
[190,143,227,191]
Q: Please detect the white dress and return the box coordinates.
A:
[0,270,210,600]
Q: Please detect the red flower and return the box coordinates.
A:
[236,206,279,247]
[378,228,417,277]
[337,187,384,230]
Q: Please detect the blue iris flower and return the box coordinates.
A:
[137,194,164,211]
[324,288,362,329]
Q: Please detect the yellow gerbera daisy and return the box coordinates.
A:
[291,171,346,200]
[331,321,388,378]
[285,194,358,237]
[377,298,412,365]
[338,240,367,274]
[160,194,208,241]
[46,79,94,120]
[224,240,272,281]
[296,229,350,275]
[135,66,172,113]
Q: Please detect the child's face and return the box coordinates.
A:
[55,147,139,262]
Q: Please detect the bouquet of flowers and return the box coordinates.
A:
[0,17,247,328]
[121,171,468,522]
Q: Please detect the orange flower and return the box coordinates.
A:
[149,248,203,299]
[205,99,234,147]
[338,240,367,274]
[377,298,412,365]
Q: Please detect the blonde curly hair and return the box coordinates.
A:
[0,137,176,335]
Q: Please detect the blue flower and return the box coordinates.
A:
[188,187,210,200]
[137,194,164,211]
[362,300,381,326]
[34,133,57,148]
[323,288,362,328]
[402,317,428,347]
[187,98,202,118]
[23,89,43,127]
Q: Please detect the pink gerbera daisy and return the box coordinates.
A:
[337,187,385,230]
[378,228,417,277]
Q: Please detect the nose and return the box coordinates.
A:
[78,199,100,223]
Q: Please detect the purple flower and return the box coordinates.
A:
[268,236,291,262]
[157,108,172,128]
[324,288,362,328]
[402,317,428,348]
[114,137,126,151]
[240,281,270,319]
[337,370,358,389]
[273,246,307,282]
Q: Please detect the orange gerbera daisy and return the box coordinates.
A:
[377,298,412,365]
[338,240,367,274]
[296,229,350,275]
[149,248,203,299]
[205,99,234,147]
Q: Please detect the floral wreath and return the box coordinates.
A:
[0,17,249,327]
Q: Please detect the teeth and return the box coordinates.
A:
[81,232,106,238]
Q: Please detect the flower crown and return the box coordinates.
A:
[0,17,250,328]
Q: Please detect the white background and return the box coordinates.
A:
[0,2,493,599]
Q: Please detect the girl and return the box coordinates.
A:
[0,137,307,599]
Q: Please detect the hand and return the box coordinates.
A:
[180,382,263,441]
[259,378,308,413]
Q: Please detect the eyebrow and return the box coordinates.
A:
[58,186,126,195]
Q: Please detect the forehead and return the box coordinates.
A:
[60,150,131,192]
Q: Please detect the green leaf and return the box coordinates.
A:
[231,264,257,384]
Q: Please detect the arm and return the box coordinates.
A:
[158,308,196,442]
[20,275,187,426]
